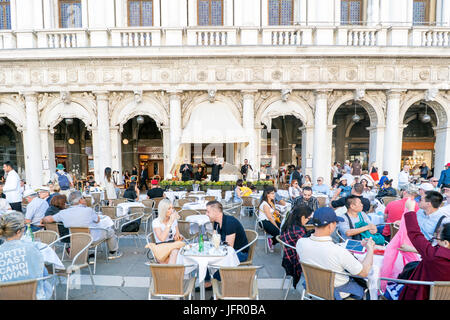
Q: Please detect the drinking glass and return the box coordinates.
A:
[212,233,221,250]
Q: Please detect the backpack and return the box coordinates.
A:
[121,218,141,232]
[56,172,70,190]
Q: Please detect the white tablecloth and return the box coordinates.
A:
[116,202,145,217]
[91,215,115,240]
[224,191,233,202]
[206,189,222,201]
[368,213,385,225]
[354,251,384,300]
[186,214,211,226]
[277,190,289,199]
[165,191,187,203]
[139,194,148,201]
[183,201,207,211]
[36,242,65,270]
[176,243,240,299]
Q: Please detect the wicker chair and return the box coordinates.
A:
[69,227,108,274]
[204,196,216,202]
[117,212,145,247]
[317,197,327,208]
[224,202,243,220]
[177,199,194,207]
[300,262,336,300]
[34,230,59,246]
[43,222,69,259]
[84,196,93,208]
[145,232,158,264]
[109,198,128,206]
[238,229,258,266]
[178,209,200,220]
[276,235,297,300]
[0,275,56,300]
[389,223,400,239]
[141,199,156,234]
[148,264,197,300]
[183,196,198,202]
[50,232,96,300]
[177,220,200,242]
[378,277,450,300]
[241,196,254,216]
[210,266,263,300]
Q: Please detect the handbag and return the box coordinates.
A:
[353,212,386,245]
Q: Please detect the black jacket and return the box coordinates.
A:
[180,164,193,181]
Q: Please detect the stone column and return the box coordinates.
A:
[434,126,450,178]
[300,125,314,178]
[40,128,56,184]
[168,90,182,171]
[313,90,332,185]
[23,92,44,188]
[110,126,122,183]
[162,126,171,178]
[94,91,112,173]
[242,90,258,178]
[383,90,404,188]
[368,125,385,172]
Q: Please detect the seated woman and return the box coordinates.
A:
[233,179,244,203]
[360,178,371,193]
[258,186,282,252]
[302,175,312,188]
[0,211,53,299]
[279,205,313,289]
[376,179,397,199]
[44,194,70,243]
[288,179,302,201]
[151,199,183,264]
[398,199,450,300]
[334,177,352,198]
[123,181,139,202]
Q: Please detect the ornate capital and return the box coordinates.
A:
[424,88,439,102]
[386,89,406,100]
[314,89,332,100]
[281,89,292,102]
[93,91,109,101]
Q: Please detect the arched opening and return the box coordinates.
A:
[121,115,164,183]
[53,118,93,179]
[401,101,437,176]
[0,118,25,179]
[261,115,303,171]
[332,102,371,169]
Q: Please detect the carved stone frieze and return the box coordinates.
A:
[254,91,275,115]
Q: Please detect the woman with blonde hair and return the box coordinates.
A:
[0,211,53,299]
[151,199,183,264]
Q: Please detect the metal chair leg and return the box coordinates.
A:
[284,277,293,300]
[87,265,96,293]
[65,274,70,300]
[93,246,97,274]
[281,272,287,290]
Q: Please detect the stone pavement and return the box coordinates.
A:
[52,213,303,300]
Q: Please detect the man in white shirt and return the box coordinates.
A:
[398,165,411,191]
[2,161,23,212]
[23,189,49,232]
[297,207,375,300]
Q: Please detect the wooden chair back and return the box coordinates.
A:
[242,229,258,265]
[219,267,258,298]
[178,199,194,207]
[204,196,216,202]
[0,279,37,300]
[430,282,450,300]
[34,230,59,245]
[101,206,117,219]
[390,223,399,239]
[178,209,200,220]
[300,262,336,300]
[149,264,186,295]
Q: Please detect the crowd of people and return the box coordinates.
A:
[1,157,449,301]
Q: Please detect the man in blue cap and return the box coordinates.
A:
[296,207,375,300]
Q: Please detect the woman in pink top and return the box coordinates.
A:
[383,195,419,239]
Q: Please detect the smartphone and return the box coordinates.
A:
[345,239,366,254]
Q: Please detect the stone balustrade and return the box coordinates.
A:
[0,26,449,49]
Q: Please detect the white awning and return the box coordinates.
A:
[181,101,249,144]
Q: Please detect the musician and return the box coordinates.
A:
[258,186,282,252]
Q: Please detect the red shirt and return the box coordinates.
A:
[399,211,450,300]
[382,198,419,236]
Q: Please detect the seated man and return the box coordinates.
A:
[293,186,319,212]
[41,191,122,260]
[416,191,449,242]
[312,177,330,196]
[297,207,375,300]
[330,183,371,213]
[338,195,377,241]
[23,189,49,232]
[38,186,51,204]
[147,180,165,199]
[201,200,249,291]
